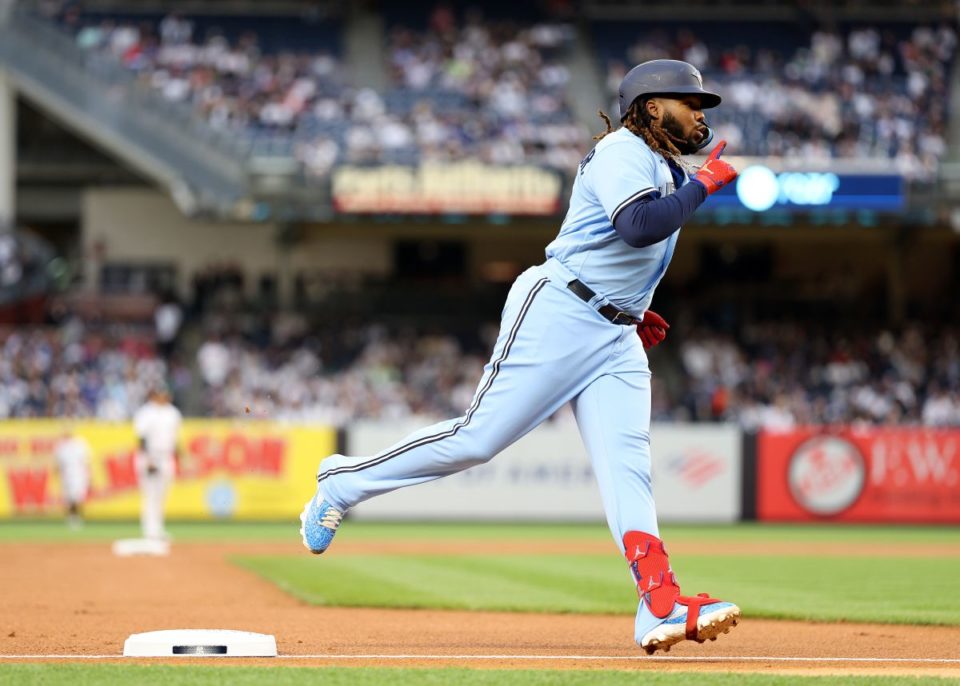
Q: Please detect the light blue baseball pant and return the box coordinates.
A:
[317,258,659,550]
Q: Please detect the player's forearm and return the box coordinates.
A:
[612,182,708,248]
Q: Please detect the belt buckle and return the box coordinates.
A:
[611,312,634,326]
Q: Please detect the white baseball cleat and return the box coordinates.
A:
[638,600,741,654]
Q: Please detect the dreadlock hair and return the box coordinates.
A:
[594,99,697,173]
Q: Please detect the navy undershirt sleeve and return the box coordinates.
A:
[612,180,708,248]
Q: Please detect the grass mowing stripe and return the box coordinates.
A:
[0,665,957,686]
[234,556,451,608]
[673,554,960,626]
[350,556,585,612]
[235,555,631,613]
[236,552,960,625]
[436,555,634,611]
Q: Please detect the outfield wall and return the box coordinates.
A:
[0,420,957,523]
[347,421,741,522]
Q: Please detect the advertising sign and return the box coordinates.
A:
[757,428,960,522]
[706,167,904,212]
[349,421,741,522]
[0,420,335,519]
[331,162,563,215]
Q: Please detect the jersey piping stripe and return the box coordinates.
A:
[610,187,656,224]
[317,277,550,483]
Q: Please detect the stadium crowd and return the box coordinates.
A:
[669,322,960,428]
[42,3,957,177]
[0,322,180,420]
[373,6,585,172]
[48,3,585,175]
[606,23,957,178]
[195,322,493,425]
[3,316,958,428]
[59,9,347,139]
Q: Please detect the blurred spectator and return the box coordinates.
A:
[196,333,231,388]
[154,291,183,360]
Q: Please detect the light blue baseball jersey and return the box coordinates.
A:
[545,127,688,317]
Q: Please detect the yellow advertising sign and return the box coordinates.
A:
[0,420,335,520]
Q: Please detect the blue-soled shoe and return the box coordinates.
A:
[636,599,740,654]
[299,489,345,555]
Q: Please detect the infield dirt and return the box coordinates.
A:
[2,540,959,678]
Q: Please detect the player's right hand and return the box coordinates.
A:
[693,140,738,195]
[637,310,669,349]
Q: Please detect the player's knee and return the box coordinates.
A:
[315,453,345,481]
[436,432,499,467]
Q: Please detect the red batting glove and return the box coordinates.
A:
[693,140,738,195]
[637,310,670,349]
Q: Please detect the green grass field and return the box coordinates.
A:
[233,521,960,625]
[0,665,958,686]
[3,521,959,685]
[3,520,959,625]
[235,549,960,625]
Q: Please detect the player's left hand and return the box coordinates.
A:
[693,140,738,195]
[637,310,669,349]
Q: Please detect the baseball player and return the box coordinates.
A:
[301,59,741,653]
[54,427,91,528]
[133,387,182,540]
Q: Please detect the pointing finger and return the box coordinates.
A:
[708,140,728,161]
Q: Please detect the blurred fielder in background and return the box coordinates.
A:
[302,59,742,654]
[54,427,91,529]
[133,387,182,541]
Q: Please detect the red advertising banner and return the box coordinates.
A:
[758,428,960,523]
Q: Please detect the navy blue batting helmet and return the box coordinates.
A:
[618,59,722,120]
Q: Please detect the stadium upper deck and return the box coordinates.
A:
[597,20,956,177]
[37,1,956,180]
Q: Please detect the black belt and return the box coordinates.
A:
[566,279,640,326]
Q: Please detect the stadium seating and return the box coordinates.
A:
[4,310,957,428]
[40,4,958,179]
[595,20,957,177]
[44,2,585,174]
